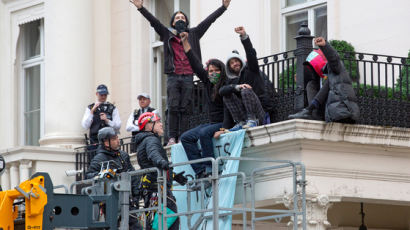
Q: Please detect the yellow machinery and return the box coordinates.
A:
[0,175,47,230]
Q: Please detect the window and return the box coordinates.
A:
[282,0,327,51]
[20,20,44,146]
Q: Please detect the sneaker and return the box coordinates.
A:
[243,119,258,129]
[288,108,313,120]
[167,137,176,146]
[228,121,245,132]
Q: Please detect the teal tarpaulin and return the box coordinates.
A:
[171,130,246,230]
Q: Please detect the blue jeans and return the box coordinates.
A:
[180,123,223,175]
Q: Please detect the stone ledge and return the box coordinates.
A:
[245,119,410,148]
[0,146,75,163]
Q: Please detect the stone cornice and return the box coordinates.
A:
[0,146,75,163]
[245,119,410,148]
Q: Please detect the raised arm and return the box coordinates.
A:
[235,26,259,74]
[315,37,342,75]
[180,32,209,82]
[194,0,231,38]
[130,0,168,39]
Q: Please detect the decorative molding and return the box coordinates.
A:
[246,119,410,148]
[0,146,75,163]
[285,194,332,229]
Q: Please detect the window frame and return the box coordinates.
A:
[280,0,327,51]
[19,19,45,146]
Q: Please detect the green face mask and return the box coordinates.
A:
[208,72,221,84]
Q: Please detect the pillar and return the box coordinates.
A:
[19,160,32,182]
[1,167,10,190]
[39,0,95,148]
[9,162,19,189]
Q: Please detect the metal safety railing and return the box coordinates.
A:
[71,157,306,230]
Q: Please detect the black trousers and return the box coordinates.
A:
[167,74,193,139]
[223,88,265,125]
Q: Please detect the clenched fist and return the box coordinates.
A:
[314,37,326,47]
[234,26,246,36]
[130,0,143,9]
[223,0,231,8]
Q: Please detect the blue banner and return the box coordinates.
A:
[171,130,246,230]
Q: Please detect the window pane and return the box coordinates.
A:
[314,6,327,39]
[286,0,307,7]
[24,65,41,146]
[25,110,40,146]
[22,20,41,60]
[286,11,308,50]
[25,66,41,112]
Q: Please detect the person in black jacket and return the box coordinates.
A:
[86,127,142,230]
[288,37,360,123]
[134,112,187,230]
[219,26,266,131]
[179,32,229,186]
[131,0,231,146]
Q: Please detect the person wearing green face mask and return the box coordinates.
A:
[179,32,230,187]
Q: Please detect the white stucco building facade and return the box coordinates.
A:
[0,0,409,229]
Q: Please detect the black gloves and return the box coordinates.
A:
[160,160,170,170]
[173,171,188,186]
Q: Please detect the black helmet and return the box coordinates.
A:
[97,127,117,143]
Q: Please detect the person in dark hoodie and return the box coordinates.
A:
[288,37,360,122]
[133,112,187,230]
[178,32,229,188]
[219,26,266,131]
[130,0,231,146]
[86,127,142,230]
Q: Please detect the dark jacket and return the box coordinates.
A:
[138,6,227,74]
[86,146,140,195]
[320,42,360,122]
[87,102,115,141]
[185,50,227,127]
[219,36,265,99]
[134,131,169,184]
[219,36,265,127]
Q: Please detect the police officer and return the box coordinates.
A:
[126,93,156,137]
[133,112,187,230]
[86,127,142,230]
[82,84,121,150]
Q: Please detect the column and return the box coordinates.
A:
[1,167,11,190]
[19,160,32,182]
[39,0,95,148]
[9,162,19,189]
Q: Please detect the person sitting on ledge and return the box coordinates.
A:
[219,26,266,131]
[288,37,360,123]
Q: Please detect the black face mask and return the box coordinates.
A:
[175,20,187,34]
